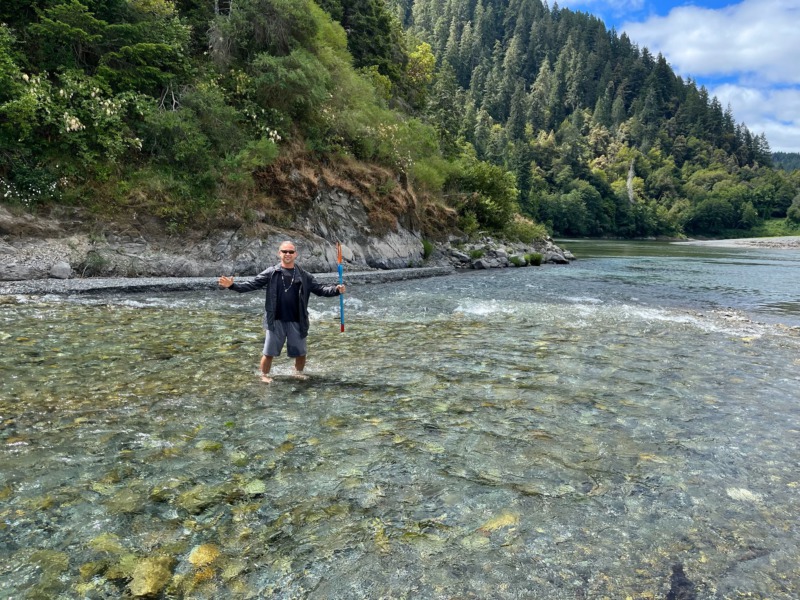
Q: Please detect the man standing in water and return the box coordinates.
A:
[218,241,345,382]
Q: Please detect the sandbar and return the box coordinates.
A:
[675,236,800,249]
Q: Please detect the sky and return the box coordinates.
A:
[556,0,800,153]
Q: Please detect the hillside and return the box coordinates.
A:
[1,0,799,242]
[773,152,800,172]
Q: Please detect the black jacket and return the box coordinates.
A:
[229,264,340,338]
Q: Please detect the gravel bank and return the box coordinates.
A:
[0,267,454,296]
[674,236,800,249]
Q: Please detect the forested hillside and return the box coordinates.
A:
[1,0,799,239]
[393,0,800,236]
[773,152,800,172]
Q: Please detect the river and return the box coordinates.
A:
[1,240,799,598]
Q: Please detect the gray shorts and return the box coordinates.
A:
[263,320,307,357]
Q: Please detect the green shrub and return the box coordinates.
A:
[80,251,110,277]
[140,105,212,173]
[469,248,484,260]
[458,211,480,236]
[422,239,434,259]
[788,196,800,224]
[525,252,543,266]
[234,137,280,171]
[509,255,524,267]
[449,158,519,230]
[504,215,548,244]
[409,155,455,194]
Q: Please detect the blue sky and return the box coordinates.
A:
[557,0,800,152]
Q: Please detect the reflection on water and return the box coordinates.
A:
[2,244,800,598]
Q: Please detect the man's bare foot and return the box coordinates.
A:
[260,374,273,383]
[292,370,308,380]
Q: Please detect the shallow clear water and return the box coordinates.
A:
[1,241,800,598]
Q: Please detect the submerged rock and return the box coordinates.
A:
[188,544,221,567]
[128,556,175,598]
[88,532,126,555]
[176,484,224,514]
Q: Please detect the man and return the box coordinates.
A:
[218,241,345,382]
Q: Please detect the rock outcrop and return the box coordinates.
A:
[1,186,573,282]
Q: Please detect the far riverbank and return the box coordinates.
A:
[674,236,800,249]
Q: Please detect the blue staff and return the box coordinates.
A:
[337,242,345,332]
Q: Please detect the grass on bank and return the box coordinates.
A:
[747,218,800,237]
[710,218,800,240]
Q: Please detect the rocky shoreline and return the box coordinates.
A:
[1,205,575,285]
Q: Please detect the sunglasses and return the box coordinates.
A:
[280,250,296,254]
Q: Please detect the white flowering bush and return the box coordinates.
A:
[2,68,144,177]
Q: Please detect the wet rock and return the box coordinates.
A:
[49,261,71,279]
[243,479,266,496]
[176,484,223,514]
[450,249,470,263]
[195,440,223,452]
[188,544,221,567]
[544,251,570,264]
[128,556,175,598]
[106,553,138,581]
[79,560,107,580]
[106,488,145,514]
[88,532,126,554]
[30,549,69,574]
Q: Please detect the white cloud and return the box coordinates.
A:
[711,84,800,152]
[622,0,800,83]
[559,0,645,10]
[620,0,800,151]
[547,0,800,150]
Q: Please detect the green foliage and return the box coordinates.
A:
[4,0,795,245]
[408,155,455,194]
[140,103,212,172]
[448,157,519,230]
[508,255,523,267]
[390,0,798,239]
[125,166,215,227]
[739,201,759,229]
[786,196,800,224]
[321,0,407,85]
[29,0,108,71]
[180,80,247,156]
[250,49,331,123]
[504,215,548,244]
[468,248,484,259]
[0,26,23,105]
[687,197,736,234]
[79,250,110,276]
[234,137,280,171]
[1,67,145,204]
[747,217,800,237]
[210,0,320,63]
[29,0,192,94]
[421,238,434,259]
[458,211,480,236]
[97,41,190,93]
[773,152,800,172]
[525,252,543,266]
